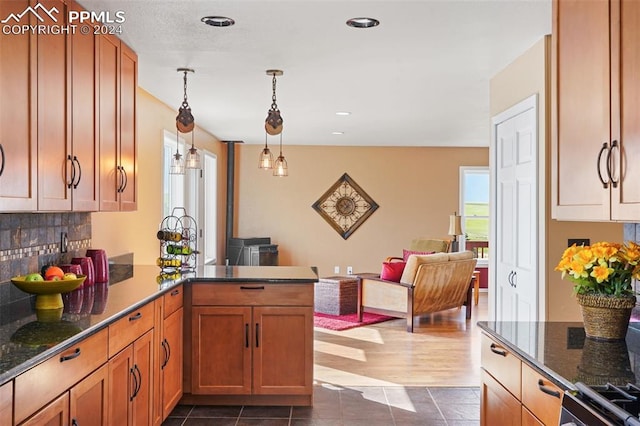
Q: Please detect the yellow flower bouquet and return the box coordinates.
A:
[555,241,640,297]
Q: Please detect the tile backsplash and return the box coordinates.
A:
[0,213,92,322]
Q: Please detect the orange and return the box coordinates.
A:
[44,266,64,281]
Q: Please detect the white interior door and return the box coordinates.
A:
[491,95,538,346]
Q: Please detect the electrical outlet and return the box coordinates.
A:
[60,232,68,253]
[347,266,353,275]
[334,266,340,274]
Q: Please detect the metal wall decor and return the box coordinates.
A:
[312,173,379,240]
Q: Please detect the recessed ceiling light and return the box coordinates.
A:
[332,131,344,135]
[201,16,235,27]
[346,17,380,28]
[335,112,351,116]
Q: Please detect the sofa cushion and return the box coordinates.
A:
[400,252,449,284]
[402,249,435,262]
[410,238,449,253]
[448,251,474,261]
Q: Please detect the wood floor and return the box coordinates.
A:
[313,292,488,387]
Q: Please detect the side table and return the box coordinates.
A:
[314,276,359,315]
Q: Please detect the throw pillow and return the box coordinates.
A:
[402,249,435,262]
[381,257,406,282]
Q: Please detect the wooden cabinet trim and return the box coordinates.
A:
[192,283,314,306]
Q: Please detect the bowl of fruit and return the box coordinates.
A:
[11,266,87,310]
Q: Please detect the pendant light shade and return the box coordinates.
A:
[258,134,274,170]
[185,133,201,169]
[273,133,288,177]
[169,132,185,175]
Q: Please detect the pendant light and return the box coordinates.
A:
[176,67,201,169]
[169,130,185,175]
[258,133,274,169]
[273,133,288,177]
[260,69,288,174]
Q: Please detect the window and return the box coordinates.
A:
[460,167,489,263]
[163,130,218,265]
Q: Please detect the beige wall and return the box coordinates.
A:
[490,36,623,321]
[234,144,488,277]
[91,88,227,266]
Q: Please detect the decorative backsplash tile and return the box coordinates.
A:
[0,212,92,310]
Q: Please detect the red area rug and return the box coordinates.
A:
[313,312,395,331]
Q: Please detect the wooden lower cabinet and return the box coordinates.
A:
[0,381,12,425]
[70,364,109,425]
[108,329,154,426]
[480,369,521,426]
[161,307,183,417]
[20,393,69,426]
[186,283,314,405]
[481,333,563,426]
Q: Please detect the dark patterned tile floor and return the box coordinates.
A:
[163,385,480,426]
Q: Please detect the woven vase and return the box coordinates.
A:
[576,294,636,341]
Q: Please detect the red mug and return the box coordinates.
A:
[71,257,95,287]
[86,249,109,283]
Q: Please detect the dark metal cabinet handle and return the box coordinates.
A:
[607,140,619,188]
[72,419,79,426]
[133,364,142,398]
[507,271,514,287]
[537,379,560,398]
[512,271,517,288]
[67,154,75,188]
[161,339,169,369]
[490,343,507,357]
[240,286,265,290]
[120,166,128,192]
[171,289,180,296]
[0,144,5,176]
[245,323,249,348]
[165,338,171,364]
[73,156,82,188]
[129,312,142,321]
[60,348,81,362]
[129,367,138,401]
[597,142,610,189]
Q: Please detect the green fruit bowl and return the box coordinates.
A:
[11,275,87,310]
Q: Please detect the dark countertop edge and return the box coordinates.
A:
[476,321,577,391]
[187,277,317,283]
[0,280,183,387]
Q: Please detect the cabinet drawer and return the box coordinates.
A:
[108,302,154,357]
[481,333,521,399]
[192,283,313,306]
[521,363,562,426]
[14,327,108,424]
[164,285,184,318]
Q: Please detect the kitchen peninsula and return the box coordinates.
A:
[0,265,317,425]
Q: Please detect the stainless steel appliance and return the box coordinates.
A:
[560,382,640,426]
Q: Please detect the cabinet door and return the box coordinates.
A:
[132,330,153,426]
[70,364,108,426]
[69,0,99,211]
[191,306,252,395]
[37,0,71,211]
[521,406,544,426]
[0,381,12,426]
[611,0,640,220]
[252,306,313,395]
[119,42,137,212]
[108,345,134,425]
[521,363,562,426]
[480,369,521,426]
[551,0,612,220]
[0,0,37,211]
[98,34,120,212]
[20,392,69,426]
[162,307,183,419]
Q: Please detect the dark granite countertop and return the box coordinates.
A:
[0,265,317,386]
[478,321,640,391]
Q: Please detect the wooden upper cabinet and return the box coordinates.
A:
[69,0,99,211]
[98,35,137,212]
[611,0,640,220]
[0,0,37,211]
[37,0,71,211]
[552,0,640,221]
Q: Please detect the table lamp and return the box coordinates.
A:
[448,212,462,252]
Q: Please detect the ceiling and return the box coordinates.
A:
[79,0,551,147]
